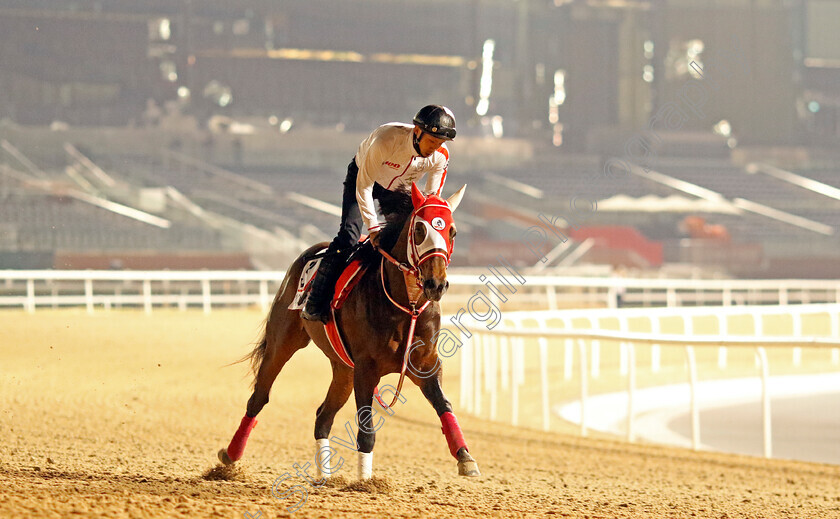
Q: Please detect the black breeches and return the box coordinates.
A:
[330,158,385,254]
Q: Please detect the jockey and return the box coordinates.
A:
[301,104,456,323]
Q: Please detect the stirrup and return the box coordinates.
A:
[301,305,330,324]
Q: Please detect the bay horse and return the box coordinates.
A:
[219,182,480,481]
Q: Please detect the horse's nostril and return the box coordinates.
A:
[444,281,450,290]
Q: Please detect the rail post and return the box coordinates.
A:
[259,280,270,312]
[537,317,550,431]
[488,334,498,422]
[649,316,661,373]
[85,278,94,314]
[583,316,600,379]
[25,278,35,313]
[473,334,482,416]
[546,285,557,311]
[831,310,839,365]
[500,334,510,390]
[562,317,573,380]
[201,278,211,314]
[626,341,636,442]
[577,338,588,437]
[716,314,728,370]
[666,288,677,307]
[792,311,802,367]
[685,345,700,450]
[619,315,636,442]
[143,279,152,314]
[513,334,525,427]
[683,314,700,450]
[756,346,772,459]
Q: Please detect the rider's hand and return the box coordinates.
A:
[369,230,381,247]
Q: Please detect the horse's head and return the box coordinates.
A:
[407,182,466,301]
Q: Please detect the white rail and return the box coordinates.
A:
[458,304,840,460]
[3,270,840,313]
[0,270,286,314]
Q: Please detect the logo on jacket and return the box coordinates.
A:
[383,161,401,169]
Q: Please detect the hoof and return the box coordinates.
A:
[458,459,481,477]
[456,448,480,477]
[218,448,234,466]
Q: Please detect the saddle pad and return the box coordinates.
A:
[324,259,368,368]
[288,248,328,311]
[289,236,369,311]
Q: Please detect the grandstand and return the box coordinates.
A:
[3,128,840,275]
[1,0,839,277]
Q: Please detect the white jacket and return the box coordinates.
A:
[355,123,449,232]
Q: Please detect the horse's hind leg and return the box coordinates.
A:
[248,321,310,415]
[313,361,353,478]
[410,371,480,477]
[219,312,310,465]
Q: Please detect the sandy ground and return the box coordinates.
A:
[2,309,840,518]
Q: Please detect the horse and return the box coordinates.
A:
[218,182,480,481]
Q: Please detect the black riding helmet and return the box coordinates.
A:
[413,105,457,140]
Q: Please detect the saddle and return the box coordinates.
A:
[290,239,370,309]
[289,238,371,368]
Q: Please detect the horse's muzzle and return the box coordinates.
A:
[423,278,449,301]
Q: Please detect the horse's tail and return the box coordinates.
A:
[228,326,267,390]
[236,268,293,388]
[228,250,303,389]
[246,334,268,389]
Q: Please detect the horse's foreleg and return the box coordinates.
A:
[313,361,353,478]
[353,361,380,480]
[414,373,480,477]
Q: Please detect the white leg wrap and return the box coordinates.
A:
[358,451,373,480]
[315,438,331,478]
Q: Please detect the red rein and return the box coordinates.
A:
[374,195,453,410]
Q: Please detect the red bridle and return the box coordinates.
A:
[378,193,455,289]
[408,200,455,269]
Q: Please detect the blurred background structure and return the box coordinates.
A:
[0,0,838,277]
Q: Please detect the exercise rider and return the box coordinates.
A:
[301,105,457,323]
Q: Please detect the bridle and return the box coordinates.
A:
[373,197,455,409]
[408,202,454,270]
[377,197,455,292]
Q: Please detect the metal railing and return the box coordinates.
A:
[3,270,840,313]
[0,270,283,314]
[4,268,839,459]
[458,304,840,459]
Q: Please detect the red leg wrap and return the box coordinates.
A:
[440,412,467,459]
[226,415,258,462]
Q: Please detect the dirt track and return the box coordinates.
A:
[2,309,840,518]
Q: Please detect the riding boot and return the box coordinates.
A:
[301,251,345,323]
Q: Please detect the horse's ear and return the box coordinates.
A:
[447,184,467,212]
[410,182,426,207]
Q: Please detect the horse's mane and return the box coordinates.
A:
[376,186,414,251]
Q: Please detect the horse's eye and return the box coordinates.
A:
[450,226,457,239]
[414,222,426,245]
